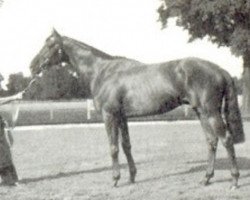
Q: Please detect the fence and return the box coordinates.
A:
[0,100,196,126]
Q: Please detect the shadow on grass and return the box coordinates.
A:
[19,161,145,185]
[19,157,250,187]
[135,157,250,186]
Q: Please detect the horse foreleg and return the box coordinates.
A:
[103,111,120,187]
[119,115,137,183]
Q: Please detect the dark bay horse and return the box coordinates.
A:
[25,30,245,189]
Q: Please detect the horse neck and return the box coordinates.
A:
[63,40,115,97]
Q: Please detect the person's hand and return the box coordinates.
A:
[14,91,23,100]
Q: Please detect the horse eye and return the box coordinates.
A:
[58,49,63,54]
[37,71,43,77]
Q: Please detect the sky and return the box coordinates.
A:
[0,0,243,87]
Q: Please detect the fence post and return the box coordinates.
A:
[50,108,54,121]
[87,99,91,120]
[87,99,95,120]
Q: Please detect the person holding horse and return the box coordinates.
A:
[0,116,18,186]
[0,91,23,186]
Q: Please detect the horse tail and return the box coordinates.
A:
[224,75,245,144]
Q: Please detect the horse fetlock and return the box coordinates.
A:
[200,177,210,186]
[206,171,214,179]
[112,171,121,187]
[200,172,214,186]
[231,171,240,179]
[129,166,137,183]
[208,144,217,152]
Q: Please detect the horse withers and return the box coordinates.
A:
[25,30,245,189]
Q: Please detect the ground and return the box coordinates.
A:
[0,121,249,200]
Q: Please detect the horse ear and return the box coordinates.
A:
[52,28,62,40]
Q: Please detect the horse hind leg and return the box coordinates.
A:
[118,114,137,183]
[102,111,120,187]
[205,112,240,189]
[197,109,240,189]
[196,110,219,186]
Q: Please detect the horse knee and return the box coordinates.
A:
[110,145,119,158]
[208,116,226,138]
[122,141,131,151]
[207,139,218,152]
[220,135,234,148]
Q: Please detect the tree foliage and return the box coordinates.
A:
[6,72,31,95]
[158,0,250,114]
[158,0,250,57]
[25,64,79,100]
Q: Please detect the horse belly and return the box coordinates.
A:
[123,89,180,117]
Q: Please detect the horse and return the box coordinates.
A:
[24,29,245,189]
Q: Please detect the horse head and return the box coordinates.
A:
[24,30,115,99]
[23,29,81,99]
[30,29,69,76]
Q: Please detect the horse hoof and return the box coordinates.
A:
[199,179,210,186]
[230,185,238,190]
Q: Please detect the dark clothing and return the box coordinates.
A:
[0,116,18,185]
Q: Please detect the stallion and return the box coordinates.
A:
[25,30,245,189]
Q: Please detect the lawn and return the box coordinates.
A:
[0,121,249,200]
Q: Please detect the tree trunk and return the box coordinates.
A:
[241,54,250,116]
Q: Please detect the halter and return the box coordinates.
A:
[22,47,64,94]
[39,47,64,72]
[24,40,79,97]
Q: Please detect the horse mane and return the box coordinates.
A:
[62,36,126,60]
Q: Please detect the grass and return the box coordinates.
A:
[0,121,249,200]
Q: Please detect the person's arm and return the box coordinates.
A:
[0,92,23,105]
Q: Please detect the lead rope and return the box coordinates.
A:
[12,104,20,127]
[4,120,14,147]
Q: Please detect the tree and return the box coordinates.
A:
[0,73,8,97]
[0,73,3,91]
[25,64,79,100]
[38,65,79,100]
[6,72,31,95]
[158,0,250,115]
